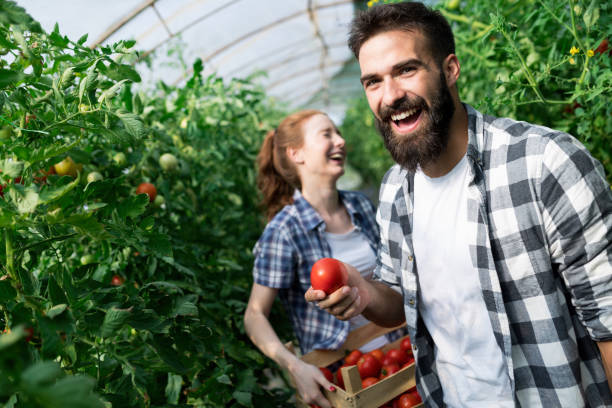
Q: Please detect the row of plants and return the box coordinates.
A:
[343,0,612,186]
[0,1,294,406]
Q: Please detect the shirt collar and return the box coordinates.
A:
[464,103,485,171]
[293,189,360,231]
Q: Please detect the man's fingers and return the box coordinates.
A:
[305,287,327,302]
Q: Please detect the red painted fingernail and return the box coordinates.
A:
[329,386,336,391]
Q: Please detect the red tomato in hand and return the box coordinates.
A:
[398,391,422,407]
[319,367,333,382]
[386,348,410,365]
[357,354,381,379]
[344,349,363,365]
[310,258,347,294]
[136,182,157,203]
[361,376,379,388]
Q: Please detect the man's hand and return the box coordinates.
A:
[305,285,367,321]
[305,262,370,321]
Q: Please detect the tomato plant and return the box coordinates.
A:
[310,257,348,294]
[0,2,291,407]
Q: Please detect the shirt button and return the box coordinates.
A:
[412,344,417,352]
[408,255,413,262]
[408,298,415,306]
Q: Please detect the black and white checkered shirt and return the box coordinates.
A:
[374,104,612,407]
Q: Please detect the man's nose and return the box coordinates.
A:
[382,77,404,108]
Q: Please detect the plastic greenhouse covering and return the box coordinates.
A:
[17,0,369,121]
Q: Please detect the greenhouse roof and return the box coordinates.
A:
[17,0,369,121]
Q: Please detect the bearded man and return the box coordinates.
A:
[306,2,612,407]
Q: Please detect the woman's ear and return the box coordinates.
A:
[286,146,304,165]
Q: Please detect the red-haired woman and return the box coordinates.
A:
[244,110,404,408]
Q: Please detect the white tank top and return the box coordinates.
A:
[413,155,513,407]
[324,228,388,352]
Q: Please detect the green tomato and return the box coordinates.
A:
[80,254,95,265]
[153,194,165,207]
[446,0,460,10]
[159,153,179,172]
[87,171,103,183]
[113,152,127,167]
[0,126,12,140]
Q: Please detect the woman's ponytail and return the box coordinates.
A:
[256,129,295,220]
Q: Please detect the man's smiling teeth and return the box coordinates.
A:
[391,108,418,122]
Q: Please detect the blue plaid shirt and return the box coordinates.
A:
[253,190,404,354]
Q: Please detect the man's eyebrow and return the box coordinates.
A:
[360,73,378,85]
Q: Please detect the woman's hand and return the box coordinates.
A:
[288,359,336,408]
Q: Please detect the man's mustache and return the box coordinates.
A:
[379,96,427,122]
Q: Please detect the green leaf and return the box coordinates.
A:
[232,390,252,406]
[0,159,24,177]
[100,307,132,337]
[20,361,64,388]
[9,185,39,214]
[47,276,68,305]
[46,304,67,319]
[165,373,182,405]
[0,280,17,302]
[172,295,198,317]
[0,326,26,351]
[38,177,79,204]
[150,335,187,373]
[583,0,600,30]
[63,214,106,238]
[97,79,128,105]
[30,375,105,408]
[217,374,232,385]
[0,69,24,88]
[117,194,148,219]
[115,109,145,139]
[77,33,89,45]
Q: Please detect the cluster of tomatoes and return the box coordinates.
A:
[318,336,422,407]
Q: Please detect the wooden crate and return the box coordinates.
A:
[285,322,424,408]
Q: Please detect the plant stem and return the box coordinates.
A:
[499,29,547,103]
[4,229,16,281]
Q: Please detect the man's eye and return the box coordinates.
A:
[401,66,414,74]
[365,79,379,88]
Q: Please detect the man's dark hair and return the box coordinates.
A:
[348,2,455,65]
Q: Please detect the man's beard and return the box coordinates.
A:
[374,73,455,172]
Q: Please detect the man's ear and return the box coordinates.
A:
[442,54,460,87]
[286,146,304,165]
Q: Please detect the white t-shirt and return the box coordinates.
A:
[324,228,388,352]
[413,155,513,407]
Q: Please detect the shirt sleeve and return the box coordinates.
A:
[252,224,295,289]
[539,132,612,341]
